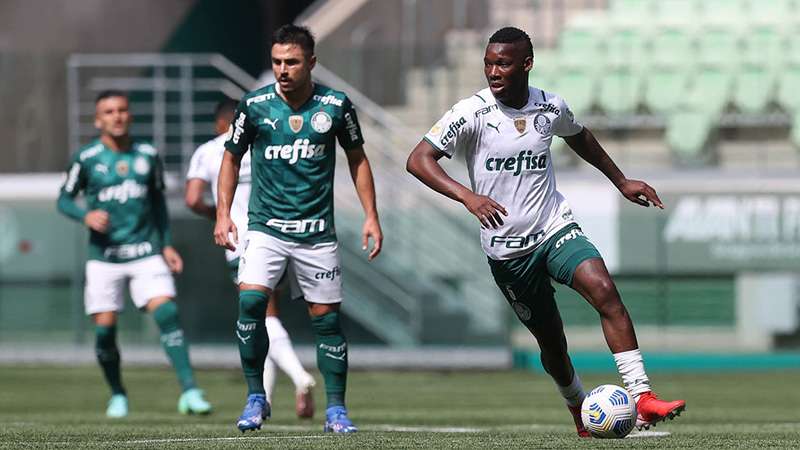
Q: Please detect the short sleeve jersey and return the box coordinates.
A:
[423,86,583,260]
[224,83,364,244]
[60,139,167,262]
[187,131,252,260]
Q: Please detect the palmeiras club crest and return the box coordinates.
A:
[289,115,304,133]
[514,117,527,134]
[533,113,552,135]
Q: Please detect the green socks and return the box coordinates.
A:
[311,311,348,407]
[237,290,269,395]
[95,325,125,395]
[152,301,196,391]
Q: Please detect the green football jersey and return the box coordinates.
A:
[225,82,364,244]
[59,139,170,262]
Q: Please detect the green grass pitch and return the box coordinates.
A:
[1,365,799,448]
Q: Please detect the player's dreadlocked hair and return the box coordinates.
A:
[214,98,238,121]
[95,90,127,104]
[272,24,315,57]
[488,27,534,59]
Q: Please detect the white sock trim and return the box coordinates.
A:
[556,372,586,407]
[613,349,651,399]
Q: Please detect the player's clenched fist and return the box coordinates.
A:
[84,209,110,233]
[462,192,508,229]
[214,215,238,251]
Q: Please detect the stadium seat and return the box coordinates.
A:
[791,114,800,149]
[557,22,604,69]
[666,110,714,164]
[605,27,650,70]
[643,67,691,114]
[743,25,785,70]
[597,67,643,115]
[649,27,695,68]
[697,28,741,70]
[732,64,778,113]
[685,66,734,115]
[542,67,596,116]
[610,0,657,27]
[777,64,800,112]
[745,0,795,25]
[655,0,700,27]
[700,0,748,27]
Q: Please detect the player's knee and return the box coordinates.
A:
[310,311,342,337]
[239,290,268,318]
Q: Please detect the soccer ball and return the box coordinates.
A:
[580,384,637,439]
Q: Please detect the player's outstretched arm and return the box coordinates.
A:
[563,127,664,209]
[345,147,382,260]
[407,140,507,229]
[214,150,241,251]
[185,179,215,219]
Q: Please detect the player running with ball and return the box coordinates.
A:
[406,27,685,436]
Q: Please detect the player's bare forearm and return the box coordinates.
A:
[406,140,473,204]
[216,151,241,220]
[185,179,216,219]
[564,128,664,209]
[407,140,507,228]
[564,127,626,188]
[345,148,379,221]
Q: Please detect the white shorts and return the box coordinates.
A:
[238,230,343,304]
[84,255,176,315]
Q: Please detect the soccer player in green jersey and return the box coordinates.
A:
[215,24,382,433]
[57,90,212,418]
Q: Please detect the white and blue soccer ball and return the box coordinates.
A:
[580,384,637,439]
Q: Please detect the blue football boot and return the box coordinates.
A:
[323,406,358,433]
[236,393,270,432]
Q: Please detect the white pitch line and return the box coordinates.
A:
[120,436,328,444]
[369,424,484,433]
[627,430,671,439]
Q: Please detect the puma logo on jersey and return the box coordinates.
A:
[94,164,108,174]
[263,118,279,129]
[485,151,548,176]
[264,139,326,164]
[486,122,500,133]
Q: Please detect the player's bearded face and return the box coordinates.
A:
[484,43,533,103]
[94,96,131,138]
[271,43,315,94]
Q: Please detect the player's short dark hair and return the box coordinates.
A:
[272,24,315,57]
[488,27,534,59]
[214,98,238,121]
[95,90,128,104]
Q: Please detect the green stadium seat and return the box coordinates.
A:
[743,25,785,70]
[666,110,714,164]
[732,64,777,113]
[597,67,643,115]
[777,65,800,112]
[697,28,741,69]
[785,28,800,66]
[745,0,795,25]
[649,27,695,67]
[791,114,800,149]
[643,68,691,114]
[542,67,596,116]
[557,23,604,69]
[605,27,650,70]
[610,0,657,24]
[655,0,700,27]
[700,0,748,27]
[685,67,734,115]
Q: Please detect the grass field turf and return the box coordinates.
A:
[1,366,799,448]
